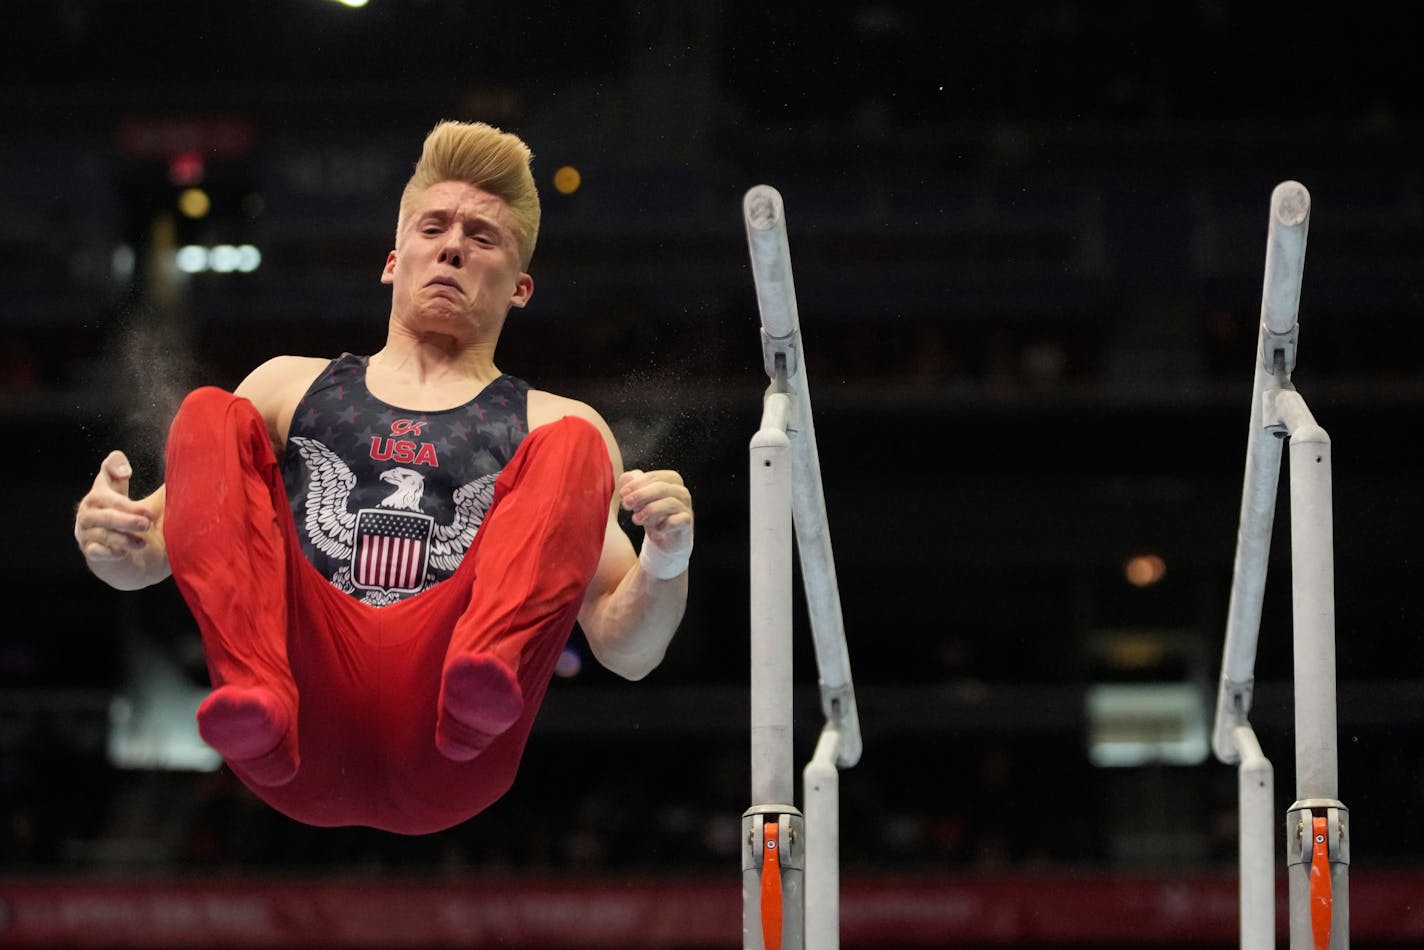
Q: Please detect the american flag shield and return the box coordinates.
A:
[352,508,434,593]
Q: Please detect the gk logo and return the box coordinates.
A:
[390,419,429,437]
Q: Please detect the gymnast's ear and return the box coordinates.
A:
[381,250,397,285]
[509,272,533,309]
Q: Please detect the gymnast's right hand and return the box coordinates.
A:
[74,451,170,588]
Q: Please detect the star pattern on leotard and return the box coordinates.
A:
[280,356,530,604]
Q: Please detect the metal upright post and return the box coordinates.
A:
[744,389,805,950]
[1211,181,1349,949]
[1270,390,1348,950]
[742,185,861,950]
[1233,725,1276,949]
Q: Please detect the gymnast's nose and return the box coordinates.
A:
[438,234,463,268]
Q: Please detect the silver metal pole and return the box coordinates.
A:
[1211,181,1353,950]
[744,185,862,769]
[1261,181,1311,339]
[1272,393,1337,801]
[1212,181,1311,765]
[1232,726,1276,950]
[804,726,843,950]
[749,393,795,808]
[743,184,862,950]
[744,186,799,342]
[1271,390,1349,950]
[744,391,804,950]
[1211,373,1284,764]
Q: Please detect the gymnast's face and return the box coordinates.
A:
[382,180,533,335]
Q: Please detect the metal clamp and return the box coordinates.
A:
[1261,323,1299,378]
[742,806,806,872]
[1287,800,1350,868]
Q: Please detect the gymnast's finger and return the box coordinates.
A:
[97,450,134,497]
[619,470,690,511]
[75,498,151,548]
[629,494,694,529]
[77,500,152,534]
[616,468,644,503]
[83,456,150,517]
[79,526,148,561]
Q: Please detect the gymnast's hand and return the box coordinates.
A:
[74,451,169,587]
[619,469,694,580]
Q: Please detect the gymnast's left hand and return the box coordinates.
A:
[619,469,694,566]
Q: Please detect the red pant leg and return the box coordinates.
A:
[445,414,613,672]
[164,387,301,782]
[418,416,614,803]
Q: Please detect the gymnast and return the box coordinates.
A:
[72,120,694,835]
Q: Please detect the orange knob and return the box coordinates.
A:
[760,820,783,950]
[1309,815,1332,950]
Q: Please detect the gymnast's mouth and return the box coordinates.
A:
[426,276,462,291]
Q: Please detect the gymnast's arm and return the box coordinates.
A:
[531,394,693,681]
[73,356,323,591]
[579,476,692,681]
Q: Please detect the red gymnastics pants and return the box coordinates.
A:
[163,387,612,835]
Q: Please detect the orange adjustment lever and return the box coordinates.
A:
[1309,815,1332,950]
[761,820,782,950]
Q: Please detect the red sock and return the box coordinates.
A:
[435,655,525,762]
[197,684,299,787]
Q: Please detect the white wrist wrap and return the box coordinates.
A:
[639,536,691,580]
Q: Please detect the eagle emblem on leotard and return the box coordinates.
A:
[289,436,498,605]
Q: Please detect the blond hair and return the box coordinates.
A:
[398,120,541,268]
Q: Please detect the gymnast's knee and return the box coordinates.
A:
[175,385,238,417]
[534,414,602,446]
[532,416,612,472]
[167,388,273,478]
[171,387,262,437]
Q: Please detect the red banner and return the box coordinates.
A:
[2,871,1422,946]
[116,116,256,159]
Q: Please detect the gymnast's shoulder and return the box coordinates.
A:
[234,355,331,448]
[235,355,330,400]
[527,389,622,460]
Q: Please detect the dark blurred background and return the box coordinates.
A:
[2,1,1422,947]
